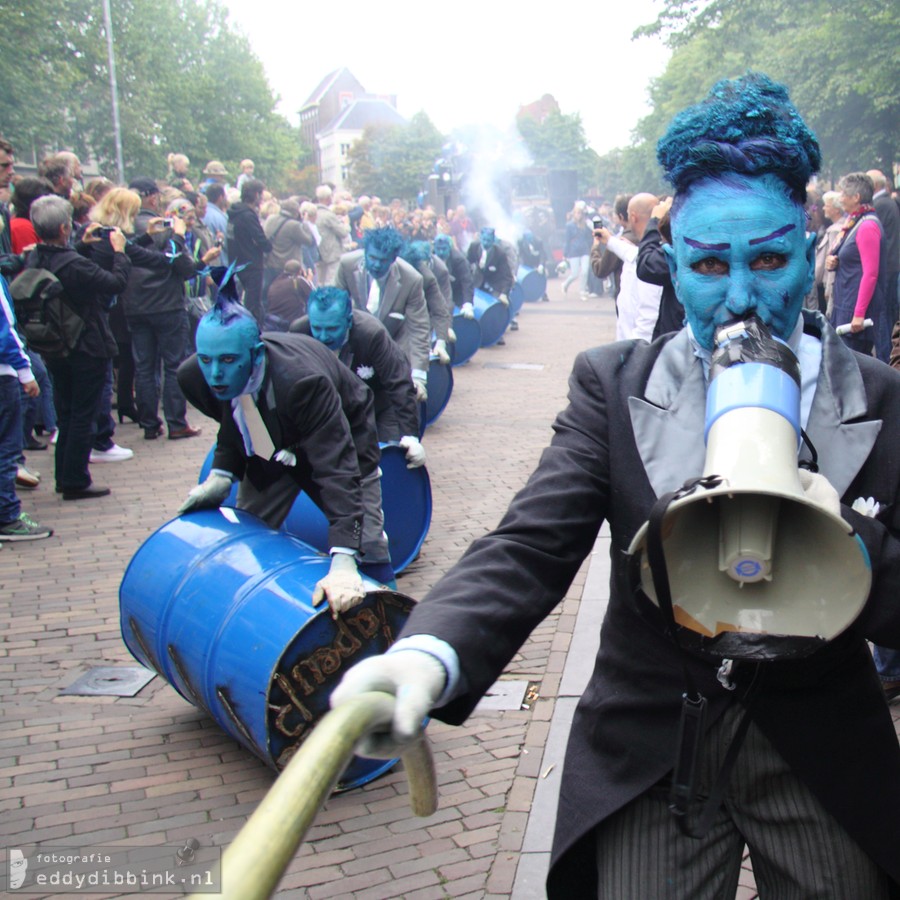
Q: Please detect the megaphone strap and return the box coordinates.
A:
[645,477,767,838]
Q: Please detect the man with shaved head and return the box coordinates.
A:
[593,192,664,340]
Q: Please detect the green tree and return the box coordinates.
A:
[0,0,302,189]
[517,110,599,194]
[346,111,445,202]
[632,0,900,182]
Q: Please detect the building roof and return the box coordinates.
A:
[302,67,352,110]
[319,98,407,136]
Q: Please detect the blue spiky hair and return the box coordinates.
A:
[202,262,258,331]
[362,226,404,258]
[400,240,432,266]
[657,73,820,204]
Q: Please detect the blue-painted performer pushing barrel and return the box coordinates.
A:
[176,268,395,613]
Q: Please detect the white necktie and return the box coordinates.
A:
[367,277,381,314]
[239,394,275,460]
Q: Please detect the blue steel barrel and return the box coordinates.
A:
[119,508,416,789]
[473,289,510,347]
[424,357,453,427]
[508,283,525,318]
[450,313,481,366]
[281,444,432,573]
[516,265,547,303]
[198,444,432,574]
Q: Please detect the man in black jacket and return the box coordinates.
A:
[227,178,271,329]
[178,292,395,605]
[635,196,685,340]
[291,286,425,463]
[123,177,201,440]
[433,233,473,315]
[25,196,131,499]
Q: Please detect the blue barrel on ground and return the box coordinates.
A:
[516,265,548,303]
[473,289,510,347]
[450,313,481,366]
[424,356,453,427]
[119,508,416,789]
[509,283,525,318]
[199,444,433,574]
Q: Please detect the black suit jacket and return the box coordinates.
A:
[177,332,379,550]
[445,247,474,309]
[291,309,420,443]
[400,313,900,896]
[467,241,513,296]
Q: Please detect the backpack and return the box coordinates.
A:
[10,266,85,359]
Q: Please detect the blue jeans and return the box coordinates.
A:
[129,312,189,431]
[22,350,56,440]
[0,374,22,525]
[46,352,108,491]
[873,645,900,682]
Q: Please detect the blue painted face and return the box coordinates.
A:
[433,236,451,260]
[364,246,396,279]
[309,302,353,351]
[195,318,264,401]
[665,174,816,351]
[480,228,495,251]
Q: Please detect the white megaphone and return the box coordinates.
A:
[628,317,872,661]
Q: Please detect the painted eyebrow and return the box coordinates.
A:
[683,237,730,251]
[749,224,796,245]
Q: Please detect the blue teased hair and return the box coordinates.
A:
[362,226,404,258]
[308,285,352,314]
[400,240,432,266]
[657,73,820,205]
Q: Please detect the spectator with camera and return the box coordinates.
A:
[24,195,131,498]
[121,177,202,441]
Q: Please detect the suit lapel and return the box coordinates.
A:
[257,375,284,451]
[628,315,882,501]
[628,330,707,498]
[803,315,881,496]
[378,265,401,322]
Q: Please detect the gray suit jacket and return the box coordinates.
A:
[335,250,431,373]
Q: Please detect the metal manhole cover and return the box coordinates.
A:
[59,666,156,697]
[481,363,545,371]
[474,679,529,711]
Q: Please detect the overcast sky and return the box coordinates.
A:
[221,0,670,156]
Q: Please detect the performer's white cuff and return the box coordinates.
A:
[387,635,461,708]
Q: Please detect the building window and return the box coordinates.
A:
[340,144,350,158]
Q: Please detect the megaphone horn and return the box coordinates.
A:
[628,318,871,661]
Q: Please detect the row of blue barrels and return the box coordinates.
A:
[119,508,416,789]
[199,443,431,575]
[449,264,547,365]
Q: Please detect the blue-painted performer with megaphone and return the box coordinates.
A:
[332,74,900,896]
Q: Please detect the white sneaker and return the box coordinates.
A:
[15,465,40,488]
[49,429,59,445]
[90,443,134,463]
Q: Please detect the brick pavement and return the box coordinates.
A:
[2,279,899,899]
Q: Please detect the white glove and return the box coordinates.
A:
[312,552,365,618]
[460,302,475,319]
[274,449,297,467]
[330,650,446,758]
[432,339,450,365]
[178,472,233,514]
[413,373,428,403]
[537,264,545,275]
[798,469,841,518]
[399,435,426,469]
[447,326,457,343]
[498,293,509,306]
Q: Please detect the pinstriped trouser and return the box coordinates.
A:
[594,703,890,899]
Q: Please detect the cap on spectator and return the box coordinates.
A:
[128,176,160,197]
[203,160,229,176]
